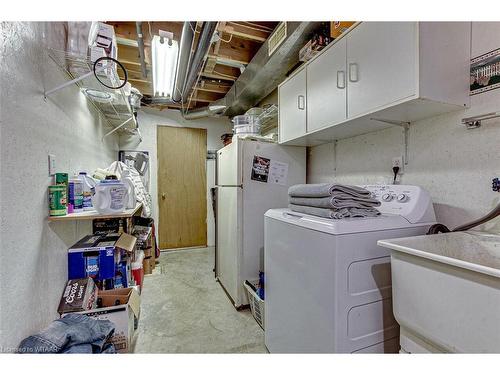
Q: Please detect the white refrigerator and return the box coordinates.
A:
[215,137,306,308]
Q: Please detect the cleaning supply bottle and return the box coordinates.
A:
[121,169,136,209]
[78,172,97,211]
[69,177,84,213]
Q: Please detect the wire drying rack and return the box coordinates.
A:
[258,104,278,133]
[45,49,138,136]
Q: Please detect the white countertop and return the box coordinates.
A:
[378,231,500,278]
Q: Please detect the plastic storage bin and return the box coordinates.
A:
[244,279,265,330]
[232,115,261,135]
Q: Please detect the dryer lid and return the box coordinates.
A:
[265,208,433,235]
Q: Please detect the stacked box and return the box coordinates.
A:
[57,278,98,315]
[68,233,136,289]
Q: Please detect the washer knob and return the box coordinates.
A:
[397,194,408,202]
[382,193,393,202]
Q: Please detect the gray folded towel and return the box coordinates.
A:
[289,204,380,219]
[288,183,372,198]
[289,195,381,209]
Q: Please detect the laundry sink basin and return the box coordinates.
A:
[378,231,500,353]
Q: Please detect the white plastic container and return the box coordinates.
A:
[232,115,261,135]
[121,170,137,209]
[92,180,129,214]
[78,172,97,211]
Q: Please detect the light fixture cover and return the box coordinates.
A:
[152,35,179,98]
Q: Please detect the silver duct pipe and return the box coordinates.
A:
[181,22,218,99]
[183,104,227,120]
[135,22,148,78]
[172,22,196,102]
[184,22,321,119]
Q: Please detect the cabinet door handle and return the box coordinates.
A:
[348,63,359,82]
[336,70,346,89]
[297,95,305,110]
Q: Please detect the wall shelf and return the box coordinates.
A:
[45,49,138,133]
[48,203,143,222]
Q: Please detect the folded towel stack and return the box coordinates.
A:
[288,183,381,219]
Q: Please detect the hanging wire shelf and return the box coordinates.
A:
[45,49,138,133]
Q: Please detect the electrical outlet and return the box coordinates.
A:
[48,154,56,176]
[392,156,404,173]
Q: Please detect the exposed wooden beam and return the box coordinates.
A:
[201,71,237,81]
[194,83,230,94]
[223,22,269,43]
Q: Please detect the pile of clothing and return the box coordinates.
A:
[288,183,381,219]
[17,314,116,354]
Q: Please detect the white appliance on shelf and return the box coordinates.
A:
[264,184,436,353]
[216,137,306,309]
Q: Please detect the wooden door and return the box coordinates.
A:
[157,126,207,249]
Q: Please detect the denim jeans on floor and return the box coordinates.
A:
[18,313,116,354]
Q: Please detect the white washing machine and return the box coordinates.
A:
[264,185,436,353]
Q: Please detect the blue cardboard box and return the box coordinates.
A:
[68,234,120,281]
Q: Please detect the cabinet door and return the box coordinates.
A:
[347,22,417,118]
[279,69,307,143]
[307,38,347,132]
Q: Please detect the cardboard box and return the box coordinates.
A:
[133,226,152,249]
[93,218,126,234]
[57,278,97,315]
[68,288,140,353]
[330,21,355,38]
[68,233,136,283]
[89,22,117,63]
[143,257,151,275]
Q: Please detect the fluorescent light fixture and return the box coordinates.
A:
[152,35,179,98]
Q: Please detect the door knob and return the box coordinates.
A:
[161,193,166,200]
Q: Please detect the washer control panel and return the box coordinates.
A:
[361,185,435,223]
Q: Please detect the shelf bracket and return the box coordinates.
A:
[370,117,410,165]
[102,116,134,141]
[44,65,106,98]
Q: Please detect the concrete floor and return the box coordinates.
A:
[132,247,267,353]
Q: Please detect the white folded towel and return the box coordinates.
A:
[289,204,380,219]
[288,183,371,198]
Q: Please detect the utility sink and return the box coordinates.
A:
[378,231,500,353]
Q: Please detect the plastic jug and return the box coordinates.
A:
[91,180,129,214]
[121,170,137,209]
[78,172,97,211]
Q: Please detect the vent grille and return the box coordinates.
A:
[268,22,287,56]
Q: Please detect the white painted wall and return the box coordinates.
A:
[0,22,120,350]
[307,22,500,233]
[119,108,232,247]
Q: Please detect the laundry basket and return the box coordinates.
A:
[244,280,264,330]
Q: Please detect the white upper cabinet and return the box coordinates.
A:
[278,68,307,143]
[307,37,347,132]
[278,22,471,146]
[346,22,417,119]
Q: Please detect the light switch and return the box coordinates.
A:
[48,154,56,176]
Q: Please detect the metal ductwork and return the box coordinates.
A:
[183,104,227,120]
[135,22,148,79]
[183,22,321,119]
[172,22,197,102]
[181,22,218,99]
